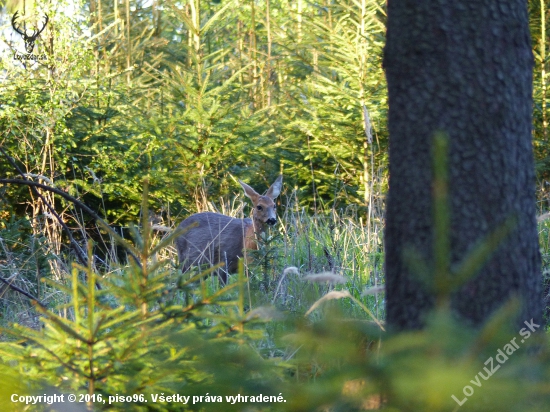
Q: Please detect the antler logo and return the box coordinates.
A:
[11,11,49,54]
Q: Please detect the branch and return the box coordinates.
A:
[0,276,46,309]
[0,146,88,268]
[0,178,142,268]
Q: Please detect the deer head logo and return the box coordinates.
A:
[11,11,49,54]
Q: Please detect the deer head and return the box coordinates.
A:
[239,175,283,232]
[12,11,49,54]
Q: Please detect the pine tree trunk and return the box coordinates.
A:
[383,0,542,329]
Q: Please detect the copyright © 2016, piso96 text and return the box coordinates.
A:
[451,318,540,406]
[10,392,287,406]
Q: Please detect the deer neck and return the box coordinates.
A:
[253,216,267,234]
[244,217,264,251]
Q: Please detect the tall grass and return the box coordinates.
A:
[0,182,386,327]
[3,183,550,411]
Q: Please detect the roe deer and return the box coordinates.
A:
[176,175,283,284]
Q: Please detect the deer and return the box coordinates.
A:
[11,11,49,54]
[176,175,283,284]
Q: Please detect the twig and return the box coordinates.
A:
[0,146,89,268]
[0,178,142,269]
[0,275,47,309]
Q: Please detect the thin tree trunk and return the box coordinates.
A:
[114,0,118,36]
[126,0,131,85]
[98,0,103,32]
[541,0,548,140]
[266,0,271,107]
[250,0,257,108]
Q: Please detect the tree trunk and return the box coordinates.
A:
[383,1,542,329]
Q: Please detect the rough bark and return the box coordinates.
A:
[383,1,542,329]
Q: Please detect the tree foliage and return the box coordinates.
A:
[1,0,388,228]
[1,1,550,410]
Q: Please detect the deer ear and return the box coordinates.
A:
[266,175,283,199]
[239,180,260,202]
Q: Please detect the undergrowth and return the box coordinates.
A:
[0,186,385,411]
[2,174,550,411]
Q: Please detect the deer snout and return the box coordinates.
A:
[266,217,277,226]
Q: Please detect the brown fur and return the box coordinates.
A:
[176,176,283,283]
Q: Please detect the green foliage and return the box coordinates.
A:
[0,198,284,411]
[2,1,550,411]
[277,0,388,211]
[0,143,549,412]
[2,0,549,223]
[1,0,389,229]
[529,0,550,180]
[270,206,384,318]
[0,215,55,319]
[271,133,547,412]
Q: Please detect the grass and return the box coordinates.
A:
[0,188,382,410]
[3,184,550,411]
[0,188,385,339]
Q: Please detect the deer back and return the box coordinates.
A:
[176,212,254,282]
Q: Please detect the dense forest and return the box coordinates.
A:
[1,0,389,220]
[1,0,550,411]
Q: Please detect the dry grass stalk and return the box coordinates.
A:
[272,267,300,304]
[361,286,385,296]
[303,272,347,284]
[305,290,352,316]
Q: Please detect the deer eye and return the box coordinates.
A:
[257,205,263,211]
